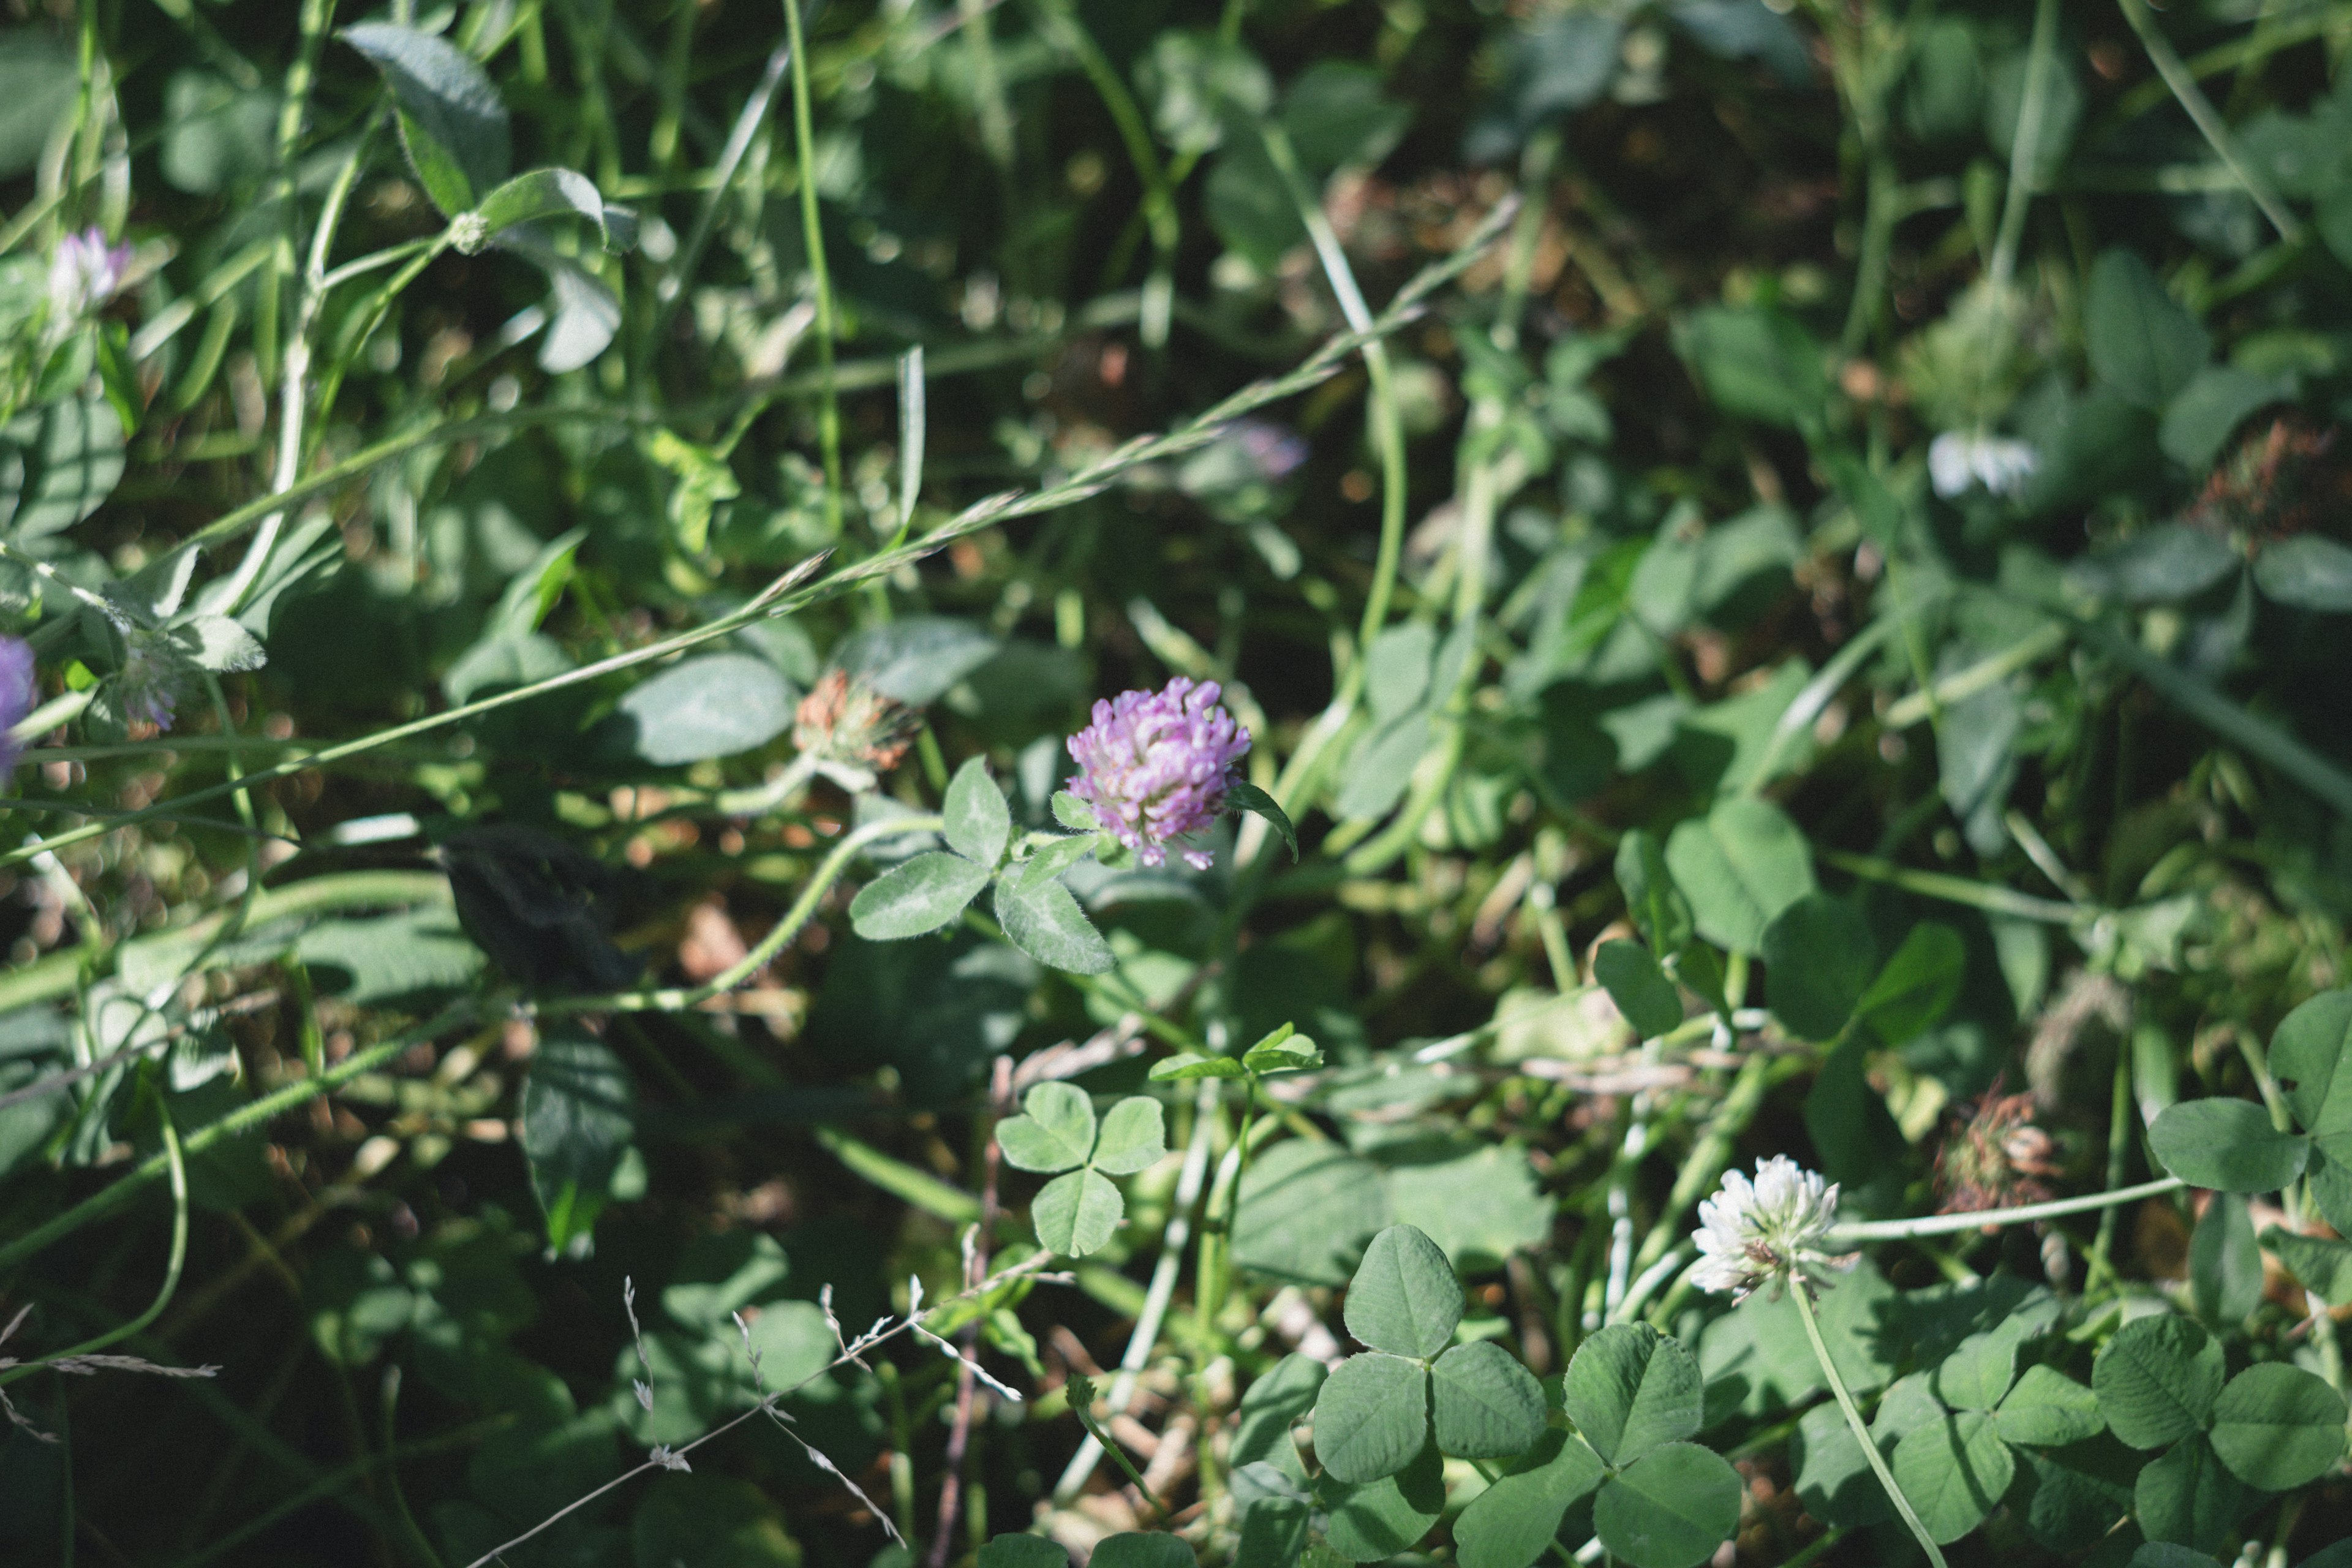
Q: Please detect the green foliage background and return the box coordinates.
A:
[7,1,2352,1566]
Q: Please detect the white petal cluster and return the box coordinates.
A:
[1928,431,2040,499]
[1692,1155,1844,1298]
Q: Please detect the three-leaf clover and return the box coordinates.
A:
[997,1083,1166,1256]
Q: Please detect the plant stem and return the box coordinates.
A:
[1989,0,2059,295]
[1792,1282,1947,1568]
[782,0,845,538]
[2116,0,2302,242]
[1827,1175,2184,1242]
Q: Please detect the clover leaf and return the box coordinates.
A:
[997,1082,1166,1256]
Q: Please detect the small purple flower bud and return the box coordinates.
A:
[115,629,182,734]
[1230,419,1309,483]
[48,228,132,320]
[1066,677,1251,871]
[0,636,33,776]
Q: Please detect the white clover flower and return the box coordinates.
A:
[47,228,132,322]
[1928,431,2040,500]
[1692,1155,1849,1299]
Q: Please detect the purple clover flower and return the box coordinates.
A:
[115,630,181,733]
[48,228,132,321]
[1066,677,1251,871]
[0,636,32,776]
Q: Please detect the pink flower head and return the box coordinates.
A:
[48,228,132,320]
[0,636,32,776]
[1066,677,1251,870]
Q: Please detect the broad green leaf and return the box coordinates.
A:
[2084,249,2209,411]
[1364,622,1436,721]
[1803,1035,1907,1188]
[616,653,793,765]
[997,1082,1096,1173]
[1591,1442,1743,1568]
[1790,1402,1890,1529]
[2270,987,2352,1144]
[2160,365,2294,471]
[1030,1168,1122,1256]
[1379,1139,1555,1269]
[1932,1327,2018,1413]
[2260,1226,2352,1306]
[1090,1097,1166,1176]
[1148,1053,1246,1082]
[0,31,78,179]
[1316,1442,1444,1562]
[2072,522,2237,605]
[1242,1034,1322,1075]
[2021,1442,2136,1554]
[1889,1412,2015,1544]
[1453,1430,1606,1568]
[994,873,1114,974]
[522,246,622,373]
[521,1029,636,1253]
[1429,1341,1545,1458]
[171,614,266,674]
[1996,1365,2103,1448]
[2,392,124,539]
[1663,797,1815,954]
[1051,791,1097,831]
[1559,1322,1703,1467]
[1311,1353,1431,1484]
[1233,1354,1326,1469]
[1232,1495,1307,1568]
[848,851,990,940]
[2206,1363,2347,1491]
[2136,1434,2258,1553]
[1615,829,1694,957]
[2309,1143,2352,1235]
[1343,1224,1462,1359]
[342,23,512,214]
[1855,921,1966,1046]
[2254,537,2352,614]
[294,908,485,1006]
[1676,304,1826,431]
[2190,1192,2262,1325]
[470,166,631,254]
[1232,1140,1390,1286]
[1594,941,1681,1040]
[1226,778,1297,861]
[631,1474,797,1568]
[978,1535,1068,1568]
[1014,832,1098,888]
[2128,1545,2225,1568]
[834,617,1001,707]
[1090,1534,1193,1568]
[2094,1314,2223,1449]
[1281,61,1409,176]
[2148,1098,2309,1193]
[943,756,1012,867]
[1760,893,1874,1040]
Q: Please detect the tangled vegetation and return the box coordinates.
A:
[7,1,2352,1566]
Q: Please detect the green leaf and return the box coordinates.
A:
[978,1535,1068,1568]
[617,653,794,765]
[1090,1535,1193,1568]
[1090,1097,1166,1176]
[1591,1442,1743,1568]
[1676,304,1826,431]
[1233,1354,1326,1469]
[1663,797,1815,955]
[0,31,80,179]
[2260,1226,2352,1306]
[294,908,485,1005]
[1031,1168,1123,1256]
[1790,1403,1891,1529]
[1316,1441,1444,1562]
[1615,829,1694,957]
[2160,365,2294,471]
[2148,1099,2310,1193]
[2206,1363,2348,1491]
[1996,1365,2105,1448]
[1889,1412,2016,1545]
[1559,1322,1703,1468]
[1148,1053,1246,1082]
[1241,1028,1323,1076]
[1379,1138,1556,1270]
[1226,778,1297,861]
[1429,1341,1545,1459]
[2,392,124,539]
[342,23,511,214]
[2269,988,2352,1145]
[1453,1430,1607,1568]
[997,1082,1096,1173]
[470,167,631,254]
[521,1028,636,1254]
[849,851,991,941]
[1343,1224,1462,1359]
[2190,1192,2263,1325]
[631,1474,797,1568]
[1016,832,1098,888]
[944,756,1013,868]
[1803,1035,1907,1189]
[1051,791,1097,832]
[1594,941,1682,1040]
[2128,1545,2226,1568]
[1281,61,1409,176]
[1311,1352,1431,1484]
[1232,1140,1390,1287]
[993,873,1114,974]
[1855,922,1966,1046]
[2084,249,2210,411]
[2136,1434,2258,1553]
[1932,1327,2018,1413]
[2094,1314,2223,1449]
[2254,537,2352,614]
[1760,893,1875,1041]
[170,614,266,674]
[2310,1144,2352,1235]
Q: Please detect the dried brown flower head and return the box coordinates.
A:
[2183,417,2352,542]
[793,670,917,788]
[1936,1076,2063,1216]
